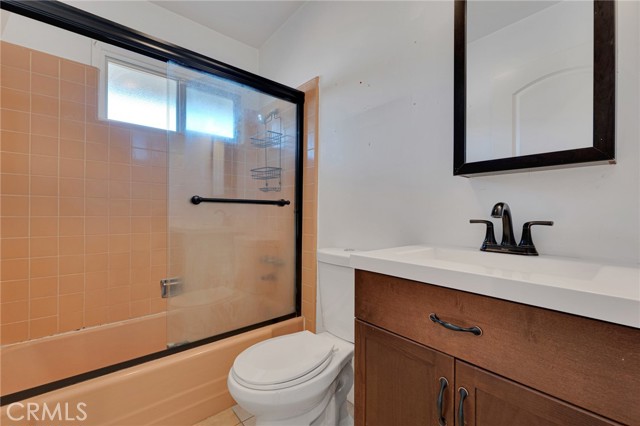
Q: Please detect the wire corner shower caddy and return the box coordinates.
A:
[250,110,283,192]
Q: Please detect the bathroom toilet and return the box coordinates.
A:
[227,248,356,426]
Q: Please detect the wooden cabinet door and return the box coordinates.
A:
[355,320,454,426]
[455,361,622,426]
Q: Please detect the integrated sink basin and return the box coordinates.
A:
[384,246,603,279]
[350,245,640,328]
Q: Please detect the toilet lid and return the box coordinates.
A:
[232,331,335,389]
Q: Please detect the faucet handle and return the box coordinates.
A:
[470,220,497,249]
[519,221,554,249]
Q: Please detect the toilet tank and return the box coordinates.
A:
[317,248,356,343]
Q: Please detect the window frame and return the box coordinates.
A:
[93,41,240,141]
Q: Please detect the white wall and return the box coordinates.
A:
[1,1,258,72]
[1,10,92,64]
[260,1,640,265]
[65,1,258,72]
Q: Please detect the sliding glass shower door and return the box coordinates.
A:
[165,63,300,346]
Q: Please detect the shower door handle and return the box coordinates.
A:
[191,195,290,207]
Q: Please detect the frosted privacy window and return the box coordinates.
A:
[107,61,177,131]
[186,86,235,139]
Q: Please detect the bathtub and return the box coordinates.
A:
[0,317,303,426]
[1,313,167,396]
[166,286,296,347]
[2,284,296,397]
[167,287,237,346]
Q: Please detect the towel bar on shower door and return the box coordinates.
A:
[190,195,290,207]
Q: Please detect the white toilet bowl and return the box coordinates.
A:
[228,248,357,425]
[227,331,354,426]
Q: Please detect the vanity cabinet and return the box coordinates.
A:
[354,270,640,426]
[355,321,454,425]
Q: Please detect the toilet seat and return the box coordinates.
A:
[231,331,335,391]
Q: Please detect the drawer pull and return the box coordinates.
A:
[429,313,482,336]
[458,387,469,425]
[437,377,448,426]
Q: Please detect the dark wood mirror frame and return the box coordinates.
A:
[454,0,616,177]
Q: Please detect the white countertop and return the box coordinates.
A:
[350,245,640,329]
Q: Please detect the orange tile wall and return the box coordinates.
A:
[0,41,168,345]
[299,77,319,332]
[0,41,317,349]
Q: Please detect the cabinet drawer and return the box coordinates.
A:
[355,270,640,425]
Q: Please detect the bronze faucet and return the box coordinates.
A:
[470,202,553,256]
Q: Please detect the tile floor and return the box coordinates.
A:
[193,405,254,426]
[193,402,355,426]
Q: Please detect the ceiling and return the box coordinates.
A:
[467,1,561,42]
[150,1,305,48]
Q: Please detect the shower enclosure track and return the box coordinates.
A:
[190,195,290,207]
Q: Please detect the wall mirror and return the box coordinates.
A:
[454,0,615,176]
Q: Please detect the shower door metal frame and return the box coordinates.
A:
[1,0,304,405]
